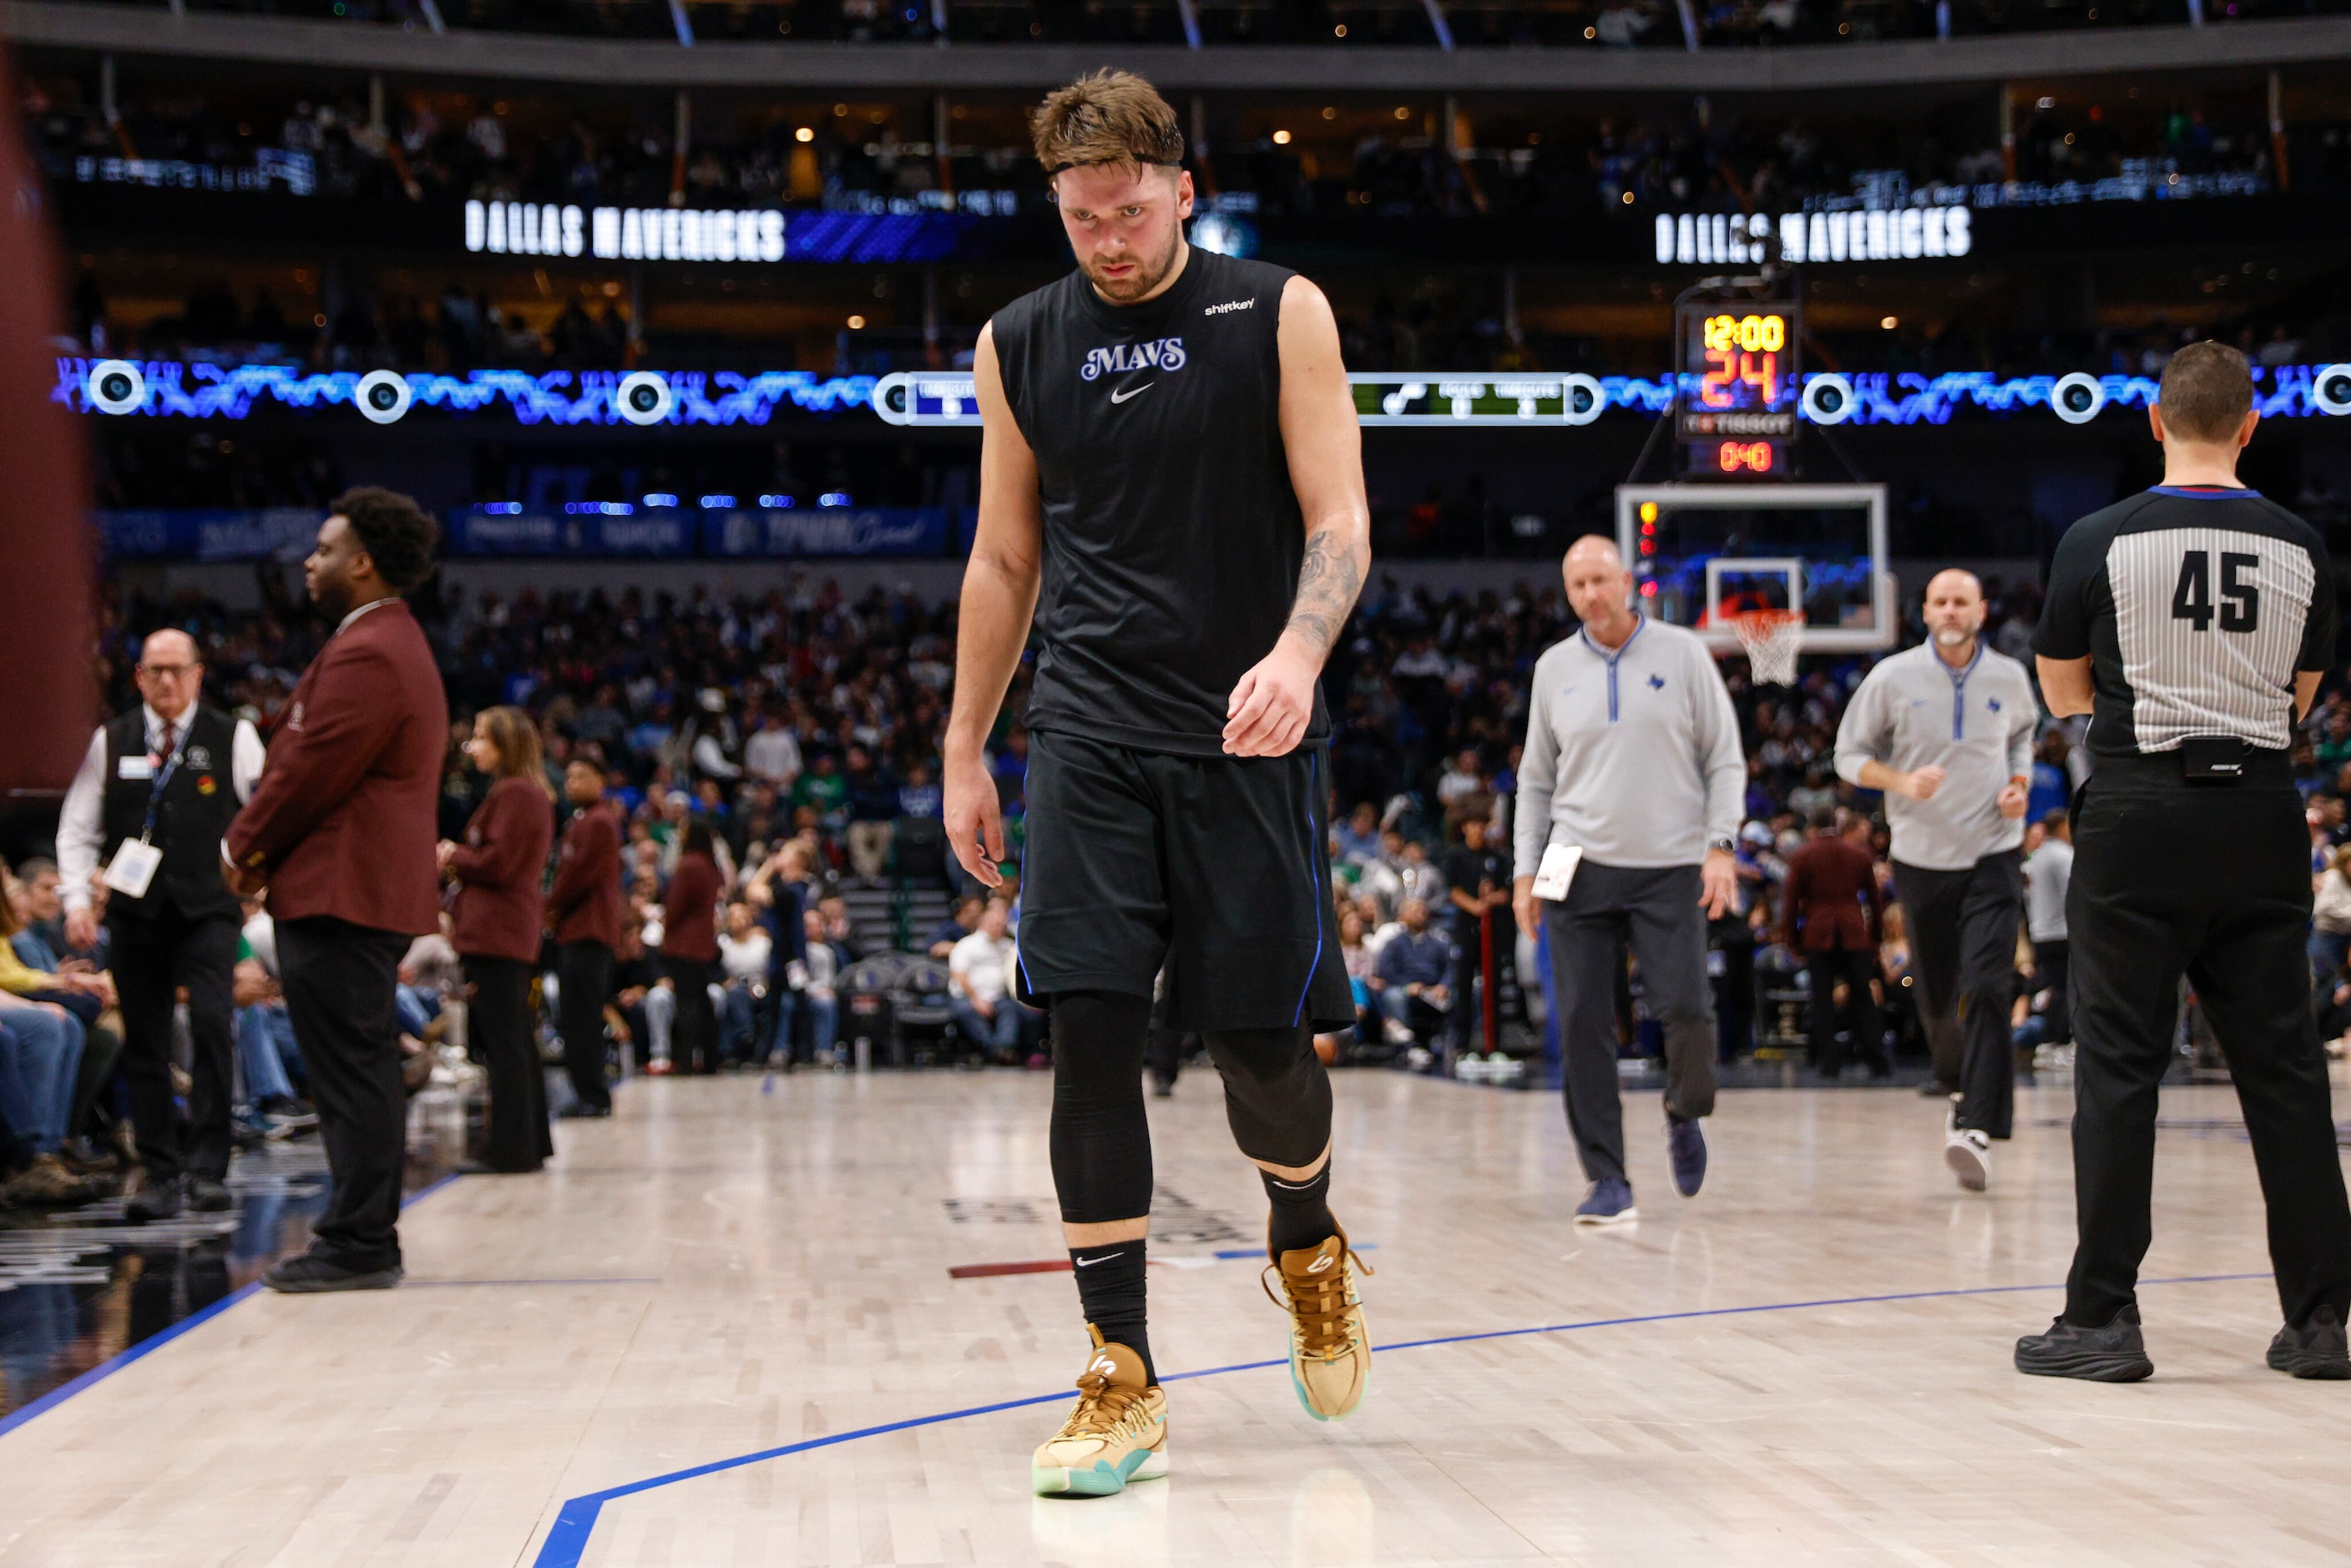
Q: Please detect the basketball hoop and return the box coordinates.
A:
[1732,609,1805,686]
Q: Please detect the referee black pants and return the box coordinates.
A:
[1893,853,2022,1139]
[2065,783,2351,1331]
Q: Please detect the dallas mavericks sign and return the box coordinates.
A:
[1656,206,1972,267]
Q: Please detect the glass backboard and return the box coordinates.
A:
[1615,483,1893,655]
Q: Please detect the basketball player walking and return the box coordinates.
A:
[943,71,1373,1497]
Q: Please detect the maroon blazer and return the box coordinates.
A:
[663,852,722,964]
[226,599,449,934]
[448,774,554,963]
[548,801,624,949]
[1782,836,1883,953]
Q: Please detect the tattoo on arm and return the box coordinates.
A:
[1286,523,1365,659]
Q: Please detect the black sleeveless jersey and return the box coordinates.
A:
[991,247,1330,757]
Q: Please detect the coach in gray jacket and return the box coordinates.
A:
[1833,568,2037,1193]
[1514,536,1746,1226]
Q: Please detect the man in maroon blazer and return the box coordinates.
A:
[1782,808,1889,1079]
[548,758,625,1116]
[225,488,448,1292]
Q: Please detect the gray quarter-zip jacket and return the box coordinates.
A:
[1833,640,2039,871]
[1514,617,1747,876]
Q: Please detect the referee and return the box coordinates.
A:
[2016,340,2351,1382]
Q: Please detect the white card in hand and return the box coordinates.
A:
[1530,843,1583,901]
[104,838,163,899]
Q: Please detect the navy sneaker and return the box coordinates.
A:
[2015,1305,2153,1382]
[2268,1306,2351,1379]
[1574,1177,1638,1227]
[1667,1116,1707,1197]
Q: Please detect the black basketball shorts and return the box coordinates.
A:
[1014,729,1355,1034]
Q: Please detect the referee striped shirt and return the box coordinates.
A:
[2033,486,2333,757]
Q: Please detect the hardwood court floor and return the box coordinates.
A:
[2,1066,2348,1567]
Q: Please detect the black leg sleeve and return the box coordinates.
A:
[1201,1024,1332,1170]
[1048,990,1155,1225]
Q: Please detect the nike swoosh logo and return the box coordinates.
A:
[1110,382,1154,404]
[1075,1254,1118,1267]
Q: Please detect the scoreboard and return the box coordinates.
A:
[1675,301,1800,478]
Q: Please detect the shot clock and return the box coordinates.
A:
[1675,301,1801,479]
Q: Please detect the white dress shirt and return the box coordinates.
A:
[57,701,266,913]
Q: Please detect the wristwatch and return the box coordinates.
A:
[1708,836,1735,854]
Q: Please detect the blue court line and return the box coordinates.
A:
[526,1268,2271,1567]
[0,1169,464,1444]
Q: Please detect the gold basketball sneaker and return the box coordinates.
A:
[1264,1231,1373,1421]
[1030,1325,1170,1498]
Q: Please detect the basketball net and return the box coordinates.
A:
[1732,609,1805,686]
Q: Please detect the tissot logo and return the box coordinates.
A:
[1080,337,1188,382]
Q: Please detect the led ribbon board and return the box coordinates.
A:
[58,361,2351,427]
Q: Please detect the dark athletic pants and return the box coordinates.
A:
[1805,946,1886,1075]
[1893,852,2023,1139]
[557,940,614,1111]
[1542,862,1718,1186]
[111,908,240,1184]
[2065,781,2351,1330]
[277,916,411,1272]
[464,955,550,1171]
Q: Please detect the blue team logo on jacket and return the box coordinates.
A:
[1648,674,1666,690]
[1080,337,1188,381]
[1987,697,2003,712]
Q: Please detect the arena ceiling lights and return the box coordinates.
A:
[60,360,2351,428]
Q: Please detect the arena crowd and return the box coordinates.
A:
[11,558,2351,1209]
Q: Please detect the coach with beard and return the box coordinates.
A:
[225,489,448,1293]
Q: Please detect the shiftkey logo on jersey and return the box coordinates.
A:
[1080,336,1188,382]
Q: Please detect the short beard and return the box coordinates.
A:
[1083,226,1183,305]
[1934,624,1976,647]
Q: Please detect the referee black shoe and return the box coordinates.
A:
[2267,1307,2351,1380]
[2015,1306,2153,1382]
[263,1252,403,1293]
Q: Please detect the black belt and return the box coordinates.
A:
[2091,741,2294,792]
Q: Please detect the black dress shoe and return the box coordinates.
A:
[186,1176,233,1212]
[2268,1305,2351,1379]
[2015,1305,2155,1382]
[263,1253,403,1292]
[124,1176,185,1223]
[555,1101,613,1119]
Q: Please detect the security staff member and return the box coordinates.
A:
[227,489,447,1293]
[56,629,265,1219]
[2017,340,2351,1382]
[548,759,624,1116]
[1513,536,1746,1226]
[1833,569,2037,1191]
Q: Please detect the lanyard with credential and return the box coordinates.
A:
[141,724,189,844]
